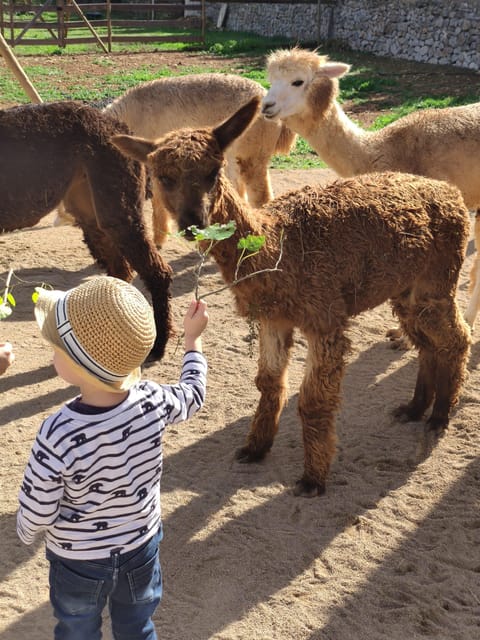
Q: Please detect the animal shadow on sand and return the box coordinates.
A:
[154,341,463,638]
[0,334,472,640]
[306,457,480,640]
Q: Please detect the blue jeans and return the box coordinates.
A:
[46,528,163,640]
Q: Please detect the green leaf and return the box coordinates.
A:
[188,221,236,241]
[0,303,12,319]
[7,292,15,307]
[32,290,40,304]
[237,235,266,252]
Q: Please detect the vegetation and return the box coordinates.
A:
[0,28,478,169]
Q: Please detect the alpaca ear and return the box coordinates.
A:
[111,134,157,163]
[318,62,351,79]
[213,97,260,151]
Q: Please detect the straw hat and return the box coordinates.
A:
[35,276,156,392]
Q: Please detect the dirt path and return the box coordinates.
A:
[1,166,479,639]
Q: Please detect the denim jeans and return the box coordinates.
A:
[46,528,163,640]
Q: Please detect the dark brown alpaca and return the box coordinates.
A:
[113,98,471,497]
[0,101,172,359]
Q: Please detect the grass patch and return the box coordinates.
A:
[370,95,479,129]
[270,138,326,170]
[1,28,479,168]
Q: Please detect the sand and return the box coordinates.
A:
[1,168,479,640]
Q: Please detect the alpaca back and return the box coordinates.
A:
[0,102,135,229]
[232,172,469,330]
[372,102,480,209]
[104,74,295,162]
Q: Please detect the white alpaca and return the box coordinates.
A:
[261,47,480,330]
[101,73,296,245]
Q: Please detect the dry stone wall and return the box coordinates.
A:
[205,1,480,70]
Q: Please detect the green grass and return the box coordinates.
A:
[369,95,478,129]
[1,27,478,169]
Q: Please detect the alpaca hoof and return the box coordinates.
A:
[386,328,412,350]
[235,445,268,463]
[426,415,448,434]
[293,478,325,498]
[392,404,424,423]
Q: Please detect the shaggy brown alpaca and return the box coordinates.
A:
[0,101,172,359]
[113,98,471,497]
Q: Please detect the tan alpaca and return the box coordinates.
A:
[261,47,480,332]
[113,98,471,497]
[0,101,172,359]
[53,74,296,243]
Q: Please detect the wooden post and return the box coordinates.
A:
[0,33,43,103]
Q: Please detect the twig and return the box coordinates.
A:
[199,230,285,300]
[3,268,13,300]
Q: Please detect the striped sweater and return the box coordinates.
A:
[17,351,207,560]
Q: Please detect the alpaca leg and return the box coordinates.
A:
[392,349,436,423]
[81,224,134,281]
[425,304,470,431]
[237,157,274,207]
[151,181,172,248]
[224,153,247,201]
[99,221,173,360]
[464,209,480,327]
[236,320,293,463]
[296,329,350,497]
[393,296,470,431]
[53,201,75,227]
[85,164,173,359]
[64,178,134,281]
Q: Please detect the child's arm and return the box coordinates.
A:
[0,341,15,375]
[17,431,63,545]
[157,300,208,425]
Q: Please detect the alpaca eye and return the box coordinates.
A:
[292,80,304,87]
[206,168,219,184]
[159,176,175,189]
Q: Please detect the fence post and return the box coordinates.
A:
[0,33,43,102]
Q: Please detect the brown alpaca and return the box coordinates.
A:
[113,98,471,497]
[261,47,480,334]
[0,101,172,359]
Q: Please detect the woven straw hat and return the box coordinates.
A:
[35,276,156,392]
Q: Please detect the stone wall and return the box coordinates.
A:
[205,1,480,71]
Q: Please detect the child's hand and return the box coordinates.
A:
[183,300,208,353]
[184,299,208,339]
[0,342,15,375]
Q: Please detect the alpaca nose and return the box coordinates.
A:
[261,100,275,113]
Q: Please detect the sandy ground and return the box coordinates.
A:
[1,168,479,640]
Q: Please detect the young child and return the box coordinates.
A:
[17,276,208,640]
[0,341,15,374]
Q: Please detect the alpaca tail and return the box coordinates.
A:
[274,123,297,155]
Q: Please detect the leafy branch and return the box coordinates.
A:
[0,269,15,319]
[0,268,50,320]
[177,221,283,300]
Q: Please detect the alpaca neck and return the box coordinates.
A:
[286,100,377,177]
[206,175,264,283]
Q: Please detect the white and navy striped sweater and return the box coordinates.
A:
[17,351,207,560]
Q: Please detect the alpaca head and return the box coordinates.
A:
[262,47,350,121]
[112,98,260,234]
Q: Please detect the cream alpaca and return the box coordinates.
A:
[261,47,480,330]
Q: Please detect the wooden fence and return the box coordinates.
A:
[0,0,205,52]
